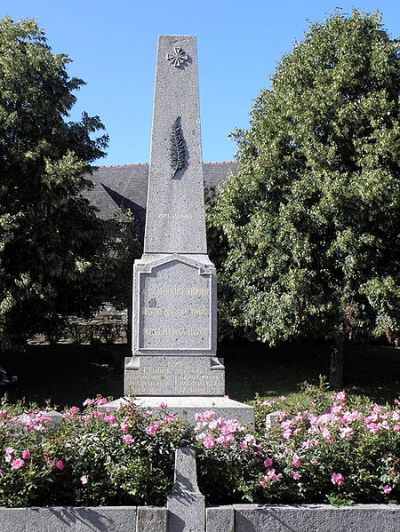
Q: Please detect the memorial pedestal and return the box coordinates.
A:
[99,396,255,428]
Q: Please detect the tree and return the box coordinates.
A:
[0,17,111,350]
[213,10,400,387]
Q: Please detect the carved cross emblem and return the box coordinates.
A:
[166,47,189,68]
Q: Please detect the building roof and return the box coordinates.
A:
[84,161,237,225]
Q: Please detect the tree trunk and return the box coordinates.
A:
[329,335,344,389]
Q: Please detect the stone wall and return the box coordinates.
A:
[1,448,398,531]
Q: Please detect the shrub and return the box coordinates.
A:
[0,392,400,506]
[0,398,185,506]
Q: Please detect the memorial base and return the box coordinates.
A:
[98,396,254,428]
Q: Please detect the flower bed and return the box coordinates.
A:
[0,390,399,507]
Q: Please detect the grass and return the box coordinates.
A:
[0,341,399,409]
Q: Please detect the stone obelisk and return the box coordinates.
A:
[122,36,253,425]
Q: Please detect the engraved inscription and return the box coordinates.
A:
[126,357,224,395]
[158,213,194,220]
[138,260,211,350]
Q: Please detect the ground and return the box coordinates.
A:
[1,341,399,409]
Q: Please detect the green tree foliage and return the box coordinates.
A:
[0,18,112,350]
[213,10,400,386]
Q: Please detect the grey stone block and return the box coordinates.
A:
[167,447,205,532]
[0,506,137,532]
[11,410,64,431]
[207,506,234,532]
[125,356,224,396]
[136,506,167,532]
[100,396,254,428]
[130,253,217,361]
[265,411,282,430]
[233,504,400,532]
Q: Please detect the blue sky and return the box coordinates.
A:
[1,1,399,165]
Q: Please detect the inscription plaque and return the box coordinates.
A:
[125,356,224,396]
[138,260,212,351]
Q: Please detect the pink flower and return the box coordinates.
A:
[264,458,273,468]
[240,434,256,450]
[261,469,283,484]
[291,471,302,481]
[279,395,286,401]
[292,454,301,468]
[95,397,109,405]
[144,409,153,416]
[120,422,129,433]
[80,475,89,485]
[104,415,117,424]
[0,469,5,477]
[159,402,167,409]
[83,398,95,406]
[22,449,31,460]
[334,391,346,403]
[383,485,392,495]
[11,458,25,470]
[203,435,215,450]
[331,473,345,487]
[69,406,80,415]
[55,460,65,471]
[339,427,353,441]
[145,423,161,436]
[122,434,135,445]
[5,447,14,455]
[321,428,332,442]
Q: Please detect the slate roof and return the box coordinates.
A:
[84,162,237,226]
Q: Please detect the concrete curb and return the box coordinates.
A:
[0,504,399,531]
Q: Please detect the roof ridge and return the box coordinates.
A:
[203,160,237,165]
[97,162,148,169]
[97,161,236,169]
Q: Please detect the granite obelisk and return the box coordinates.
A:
[122,36,253,425]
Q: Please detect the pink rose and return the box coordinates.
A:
[122,434,134,445]
[159,402,167,409]
[264,458,273,468]
[292,454,301,468]
[55,460,65,471]
[104,415,117,424]
[11,458,25,470]
[80,475,89,485]
[145,423,161,436]
[291,471,302,481]
[331,473,345,487]
[203,435,215,450]
[95,397,109,405]
[22,449,31,460]
[383,485,392,495]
